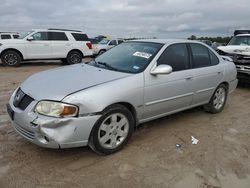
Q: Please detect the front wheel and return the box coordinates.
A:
[204,84,228,113]
[89,105,135,155]
[66,51,82,65]
[1,50,22,67]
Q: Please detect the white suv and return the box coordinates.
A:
[96,39,124,55]
[0,29,93,66]
[0,32,20,40]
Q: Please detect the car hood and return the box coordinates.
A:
[20,64,131,101]
[218,45,250,56]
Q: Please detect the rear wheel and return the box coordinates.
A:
[204,84,228,113]
[89,105,135,155]
[1,50,22,67]
[98,50,106,56]
[66,51,82,65]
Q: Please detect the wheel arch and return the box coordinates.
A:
[67,49,84,58]
[219,81,229,91]
[0,48,24,60]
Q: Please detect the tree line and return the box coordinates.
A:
[188,35,232,44]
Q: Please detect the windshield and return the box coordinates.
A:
[228,36,250,46]
[89,42,163,73]
[99,39,110,44]
[18,31,33,39]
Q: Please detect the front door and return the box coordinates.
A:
[26,32,52,59]
[143,43,194,120]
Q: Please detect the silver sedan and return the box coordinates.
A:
[7,39,238,154]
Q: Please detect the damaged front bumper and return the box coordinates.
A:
[7,98,101,149]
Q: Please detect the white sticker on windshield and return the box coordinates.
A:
[133,52,152,59]
[133,66,140,70]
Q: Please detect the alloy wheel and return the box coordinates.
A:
[98,113,129,149]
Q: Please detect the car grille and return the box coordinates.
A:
[13,88,34,110]
[236,65,250,73]
[13,123,35,140]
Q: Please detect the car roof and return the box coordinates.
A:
[131,39,203,45]
[31,29,85,33]
[236,34,250,37]
[0,32,19,34]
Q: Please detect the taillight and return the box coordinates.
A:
[86,42,92,49]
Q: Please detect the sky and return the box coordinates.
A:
[0,0,249,38]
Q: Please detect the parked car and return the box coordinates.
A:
[89,38,99,56]
[199,40,212,46]
[0,32,19,40]
[95,35,107,42]
[0,29,92,66]
[7,39,238,155]
[96,38,124,55]
[217,32,250,83]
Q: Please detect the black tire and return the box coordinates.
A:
[89,104,135,155]
[98,50,106,56]
[66,51,83,65]
[204,84,228,113]
[1,50,22,67]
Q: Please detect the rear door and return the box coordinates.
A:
[26,32,52,59]
[189,43,224,105]
[49,32,71,58]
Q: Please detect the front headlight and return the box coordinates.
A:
[34,101,78,118]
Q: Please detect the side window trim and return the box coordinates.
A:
[157,43,191,72]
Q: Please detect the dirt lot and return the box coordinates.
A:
[0,60,250,188]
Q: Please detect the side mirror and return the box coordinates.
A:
[27,36,34,41]
[150,64,173,75]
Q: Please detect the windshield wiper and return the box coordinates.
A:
[96,61,119,71]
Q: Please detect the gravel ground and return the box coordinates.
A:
[0,60,250,188]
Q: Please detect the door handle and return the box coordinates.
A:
[217,71,222,74]
[43,44,49,46]
[185,76,193,80]
[66,44,71,46]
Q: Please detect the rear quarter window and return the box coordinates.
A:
[1,34,11,39]
[209,50,219,65]
[71,33,89,41]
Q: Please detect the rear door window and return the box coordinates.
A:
[157,43,190,72]
[1,34,11,39]
[109,40,117,45]
[49,32,68,41]
[190,43,211,68]
[71,33,89,41]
